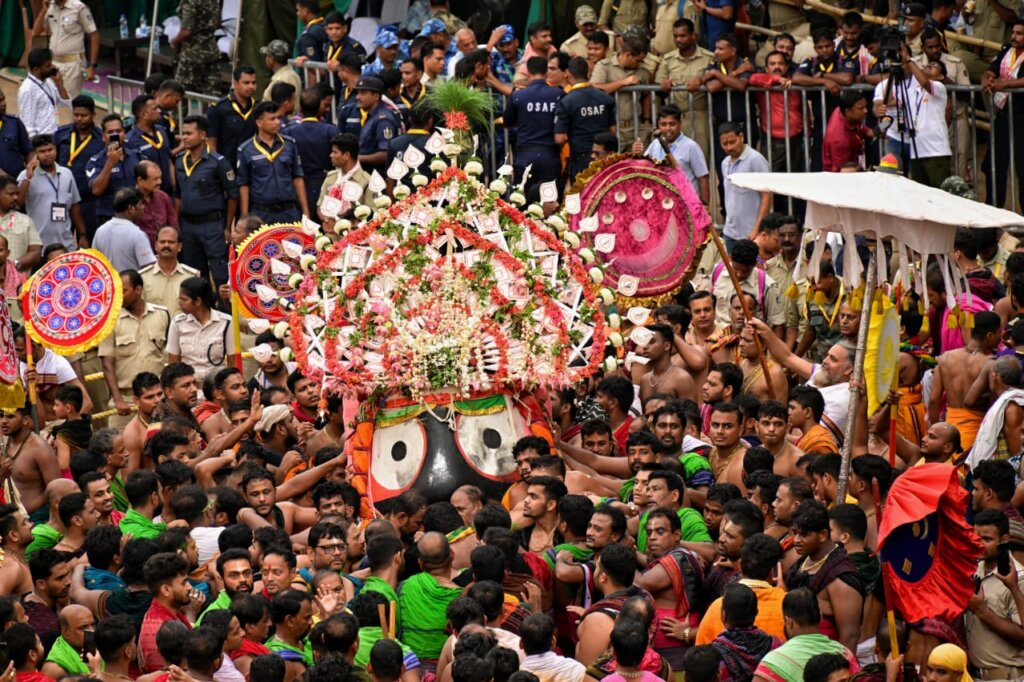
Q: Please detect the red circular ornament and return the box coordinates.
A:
[231,224,317,321]
[21,249,122,356]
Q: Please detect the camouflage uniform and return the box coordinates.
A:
[175,0,222,95]
[433,8,466,34]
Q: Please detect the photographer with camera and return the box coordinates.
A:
[15,48,71,138]
[872,40,950,187]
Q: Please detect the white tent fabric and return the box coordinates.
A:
[727,172,1024,257]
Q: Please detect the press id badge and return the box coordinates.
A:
[51,203,67,223]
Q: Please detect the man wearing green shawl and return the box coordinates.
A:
[25,479,78,560]
[752,588,860,682]
[41,605,93,679]
[118,471,167,540]
[265,589,315,678]
[398,533,463,662]
[359,535,404,635]
[349,592,420,674]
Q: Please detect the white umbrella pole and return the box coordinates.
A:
[836,246,877,502]
[146,0,160,77]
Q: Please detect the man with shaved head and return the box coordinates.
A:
[886,421,962,467]
[26,479,80,560]
[447,28,481,77]
[397,532,463,665]
[41,604,94,678]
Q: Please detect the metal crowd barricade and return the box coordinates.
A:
[290,59,338,124]
[618,81,1023,217]
[107,76,219,123]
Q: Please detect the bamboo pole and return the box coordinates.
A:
[768,0,1002,50]
[837,248,877,502]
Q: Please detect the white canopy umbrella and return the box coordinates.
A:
[728,171,1024,256]
[725,171,1024,499]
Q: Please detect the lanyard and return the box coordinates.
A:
[818,60,834,74]
[68,131,92,165]
[816,282,844,328]
[231,96,253,121]
[41,170,61,198]
[300,117,319,123]
[31,77,55,106]
[162,111,176,132]
[327,43,343,61]
[569,82,590,91]
[182,151,203,177]
[140,129,164,150]
[400,86,424,108]
[252,135,284,163]
[359,109,369,126]
[306,16,324,26]
[406,129,429,135]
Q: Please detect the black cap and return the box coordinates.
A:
[355,76,385,93]
[904,3,926,17]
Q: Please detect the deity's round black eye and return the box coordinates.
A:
[391,442,407,462]
[482,428,502,449]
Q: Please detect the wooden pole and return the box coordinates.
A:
[377,604,388,639]
[23,334,40,432]
[768,0,1002,50]
[655,137,777,400]
[887,291,901,468]
[837,248,877,502]
[228,246,244,372]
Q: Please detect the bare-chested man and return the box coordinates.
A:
[931,310,1002,454]
[653,305,711,386]
[737,329,787,401]
[756,400,803,477]
[201,367,249,442]
[502,436,548,511]
[708,403,749,492]
[786,500,865,654]
[772,476,815,573]
[636,508,706,672]
[26,480,79,559]
[123,371,163,474]
[963,355,1024,462]
[633,324,698,404]
[4,405,60,523]
[0,504,34,596]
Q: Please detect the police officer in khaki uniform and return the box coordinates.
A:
[593,33,653,144]
[32,0,99,99]
[99,270,170,428]
[655,18,715,163]
[140,227,200,317]
[598,0,650,35]
[561,6,615,58]
[954,0,1022,81]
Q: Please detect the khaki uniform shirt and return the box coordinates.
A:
[97,302,171,390]
[166,309,236,380]
[263,65,303,102]
[560,29,615,59]
[140,260,200,317]
[965,559,1024,672]
[598,0,649,33]
[974,0,1022,61]
[655,47,715,112]
[318,168,373,211]
[592,56,651,133]
[712,265,786,328]
[0,211,43,263]
[46,0,96,57]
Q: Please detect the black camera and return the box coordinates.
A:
[877,25,907,77]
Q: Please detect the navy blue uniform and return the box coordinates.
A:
[503,79,563,200]
[324,36,365,61]
[396,84,427,128]
[796,55,857,171]
[236,134,305,223]
[297,18,329,62]
[207,95,258,167]
[54,123,104,233]
[387,130,433,179]
[156,108,180,148]
[0,114,31,179]
[358,103,401,175]
[175,148,238,285]
[125,126,174,193]
[285,118,339,218]
[336,85,362,136]
[86,147,143,224]
[554,84,615,182]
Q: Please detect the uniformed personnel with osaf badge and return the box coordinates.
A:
[354,77,401,176]
[503,56,565,202]
[555,56,616,182]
